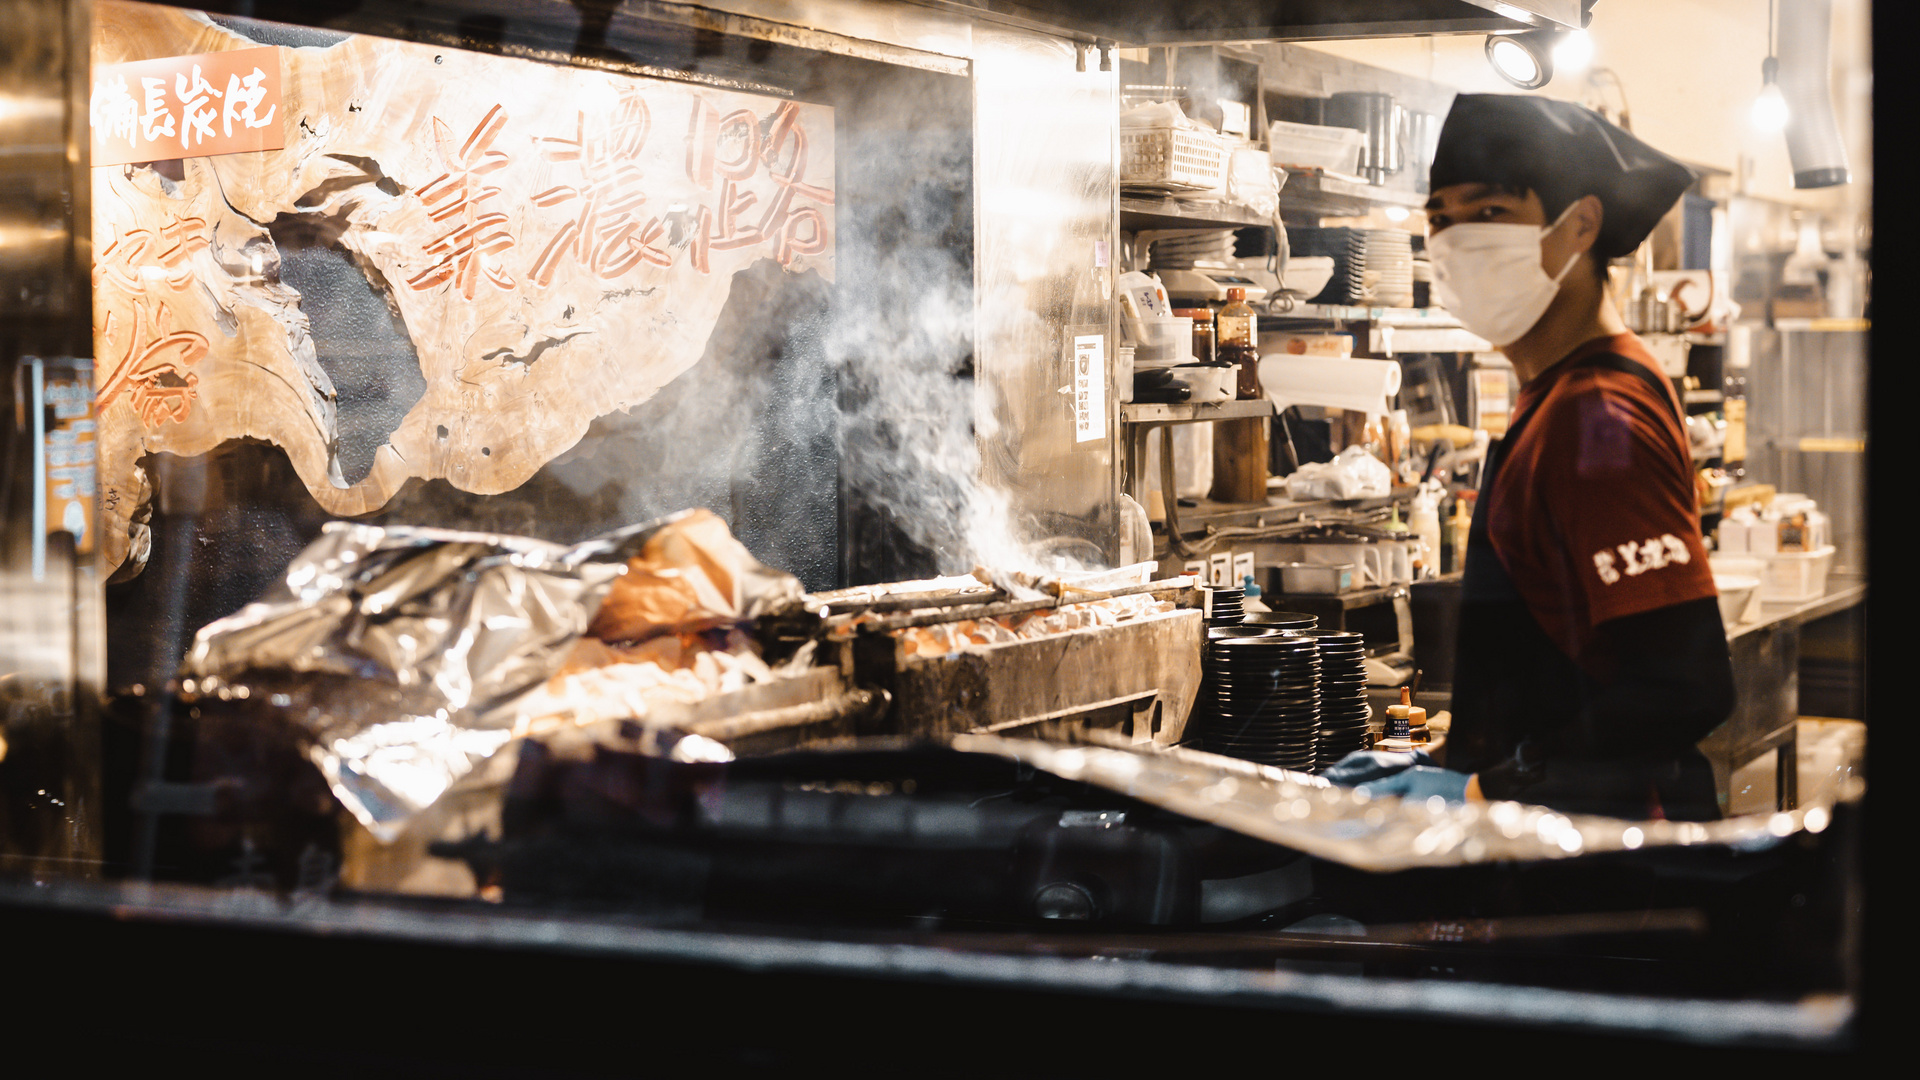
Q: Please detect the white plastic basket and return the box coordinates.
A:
[1267,119,1365,174]
[1121,125,1229,191]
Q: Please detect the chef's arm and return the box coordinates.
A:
[1473,596,1734,801]
[1572,596,1735,755]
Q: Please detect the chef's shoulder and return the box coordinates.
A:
[1534,358,1682,476]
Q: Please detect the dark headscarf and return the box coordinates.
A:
[1429,94,1697,259]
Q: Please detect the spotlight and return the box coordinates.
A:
[1485,32,1553,90]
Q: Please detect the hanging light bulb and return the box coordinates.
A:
[1751,56,1790,132]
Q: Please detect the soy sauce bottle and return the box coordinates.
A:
[1217,287,1260,399]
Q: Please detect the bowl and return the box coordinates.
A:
[1281,256,1336,299]
[1713,574,1761,627]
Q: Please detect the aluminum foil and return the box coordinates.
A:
[952,734,1862,872]
[179,512,783,842]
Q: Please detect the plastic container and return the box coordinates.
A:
[1173,307,1216,365]
[1171,363,1235,402]
[1758,546,1836,602]
[1278,562,1353,595]
[1127,316,1195,368]
[1267,119,1366,174]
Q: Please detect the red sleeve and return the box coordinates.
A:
[1533,368,1716,627]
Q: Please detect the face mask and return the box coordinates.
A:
[1427,203,1583,347]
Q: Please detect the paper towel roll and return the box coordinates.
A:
[1258,354,1402,416]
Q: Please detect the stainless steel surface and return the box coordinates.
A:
[893,0,1581,46]
[623,0,974,69]
[1744,326,1868,576]
[972,24,1120,566]
[1704,574,1865,814]
[1,0,103,876]
[958,733,1859,872]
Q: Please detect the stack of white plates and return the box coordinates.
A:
[1365,230,1414,307]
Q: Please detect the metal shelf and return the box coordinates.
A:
[1684,389,1725,405]
[1120,399,1274,424]
[1278,168,1425,219]
[1120,195,1272,232]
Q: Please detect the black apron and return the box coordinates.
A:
[1447,350,1720,821]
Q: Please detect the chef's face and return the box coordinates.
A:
[1426,183,1593,280]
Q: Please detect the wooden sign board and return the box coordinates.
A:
[90,2,834,578]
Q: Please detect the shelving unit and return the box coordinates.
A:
[1119,195,1270,232]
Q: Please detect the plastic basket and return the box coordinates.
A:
[1267,120,1365,174]
[1121,125,1228,191]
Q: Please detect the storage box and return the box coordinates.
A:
[1278,562,1354,595]
[1758,546,1836,602]
[1267,119,1365,174]
[1122,124,1229,191]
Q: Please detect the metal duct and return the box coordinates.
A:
[1778,0,1850,189]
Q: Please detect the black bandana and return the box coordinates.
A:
[1430,94,1697,260]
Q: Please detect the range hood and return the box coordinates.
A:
[897,0,1588,46]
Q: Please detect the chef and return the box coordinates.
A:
[1329,95,1732,820]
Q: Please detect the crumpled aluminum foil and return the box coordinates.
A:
[952,734,1861,871]
[179,512,783,842]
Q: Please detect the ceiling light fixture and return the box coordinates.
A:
[1485,31,1553,90]
[1751,56,1789,132]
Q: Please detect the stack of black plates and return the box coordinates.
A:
[1205,586,1245,626]
[1301,629,1371,770]
[1243,610,1317,632]
[1288,227,1368,306]
[1202,631,1321,772]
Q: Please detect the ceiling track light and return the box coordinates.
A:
[1485,30,1555,90]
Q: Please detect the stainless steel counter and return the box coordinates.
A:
[1703,573,1866,812]
[1726,574,1867,641]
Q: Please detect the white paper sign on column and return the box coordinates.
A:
[1073,334,1106,443]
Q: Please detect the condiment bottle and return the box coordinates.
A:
[1446,491,1475,574]
[1216,287,1260,399]
[1378,686,1427,750]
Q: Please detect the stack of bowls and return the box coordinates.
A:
[1201,628,1322,773]
[1301,629,1371,769]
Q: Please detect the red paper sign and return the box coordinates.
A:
[90,46,284,167]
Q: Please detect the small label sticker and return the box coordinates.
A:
[1232,551,1254,586]
[1072,334,1106,443]
[1093,240,1109,268]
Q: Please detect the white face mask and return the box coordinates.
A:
[1427,203,1583,347]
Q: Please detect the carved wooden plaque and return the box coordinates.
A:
[90,2,835,576]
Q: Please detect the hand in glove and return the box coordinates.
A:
[1359,765,1471,804]
[1320,749,1437,787]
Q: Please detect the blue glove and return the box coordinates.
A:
[1359,765,1471,804]
[1320,749,1437,787]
